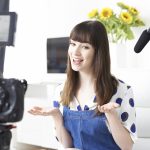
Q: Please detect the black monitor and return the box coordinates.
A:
[0,12,17,46]
[47,37,69,73]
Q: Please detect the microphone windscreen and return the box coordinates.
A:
[134,30,150,53]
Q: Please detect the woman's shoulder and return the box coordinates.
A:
[117,79,132,92]
[52,83,65,110]
[111,78,133,100]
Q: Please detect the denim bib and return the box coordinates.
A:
[63,106,121,150]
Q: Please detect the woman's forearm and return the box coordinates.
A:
[55,122,73,148]
[53,115,73,148]
[105,112,133,150]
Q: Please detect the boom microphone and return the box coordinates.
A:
[134,28,150,53]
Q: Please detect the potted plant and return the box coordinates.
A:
[88,2,145,43]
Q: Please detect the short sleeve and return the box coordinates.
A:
[52,83,64,114]
[119,87,137,143]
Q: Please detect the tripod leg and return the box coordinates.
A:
[0,129,12,150]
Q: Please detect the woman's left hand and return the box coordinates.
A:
[98,102,120,114]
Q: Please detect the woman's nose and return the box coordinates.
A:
[73,46,81,55]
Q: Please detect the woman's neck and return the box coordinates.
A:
[75,72,96,107]
[78,72,95,91]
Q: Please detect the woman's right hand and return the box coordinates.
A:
[28,106,61,117]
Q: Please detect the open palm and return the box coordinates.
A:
[28,106,61,116]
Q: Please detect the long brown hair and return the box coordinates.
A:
[61,20,118,113]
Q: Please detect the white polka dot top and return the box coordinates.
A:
[52,79,137,143]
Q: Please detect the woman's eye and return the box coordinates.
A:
[69,42,76,46]
[82,46,90,49]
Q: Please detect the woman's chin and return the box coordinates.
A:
[71,66,80,72]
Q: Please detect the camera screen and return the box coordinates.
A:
[0,12,17,46]
[0,15,10,42]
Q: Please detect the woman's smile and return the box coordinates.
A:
[72,58,83,65]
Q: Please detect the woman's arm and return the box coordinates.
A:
[105,110,133,150]
[99,102,133,150]
[52,110,73,148]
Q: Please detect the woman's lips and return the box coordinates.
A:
[73,58,83,65]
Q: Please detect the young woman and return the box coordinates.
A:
[29,20,137,150]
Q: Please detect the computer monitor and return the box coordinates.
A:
[47,37,69,73]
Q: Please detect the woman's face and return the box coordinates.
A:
[68,39,95,73]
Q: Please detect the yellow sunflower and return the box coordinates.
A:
[129,7,139,15]
[99,8,113,20]
[120,12,133,24]
[88,9,98,18]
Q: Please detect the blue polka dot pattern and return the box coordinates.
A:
[119,79,124,83]
[77,105,82,111]
[93,96,96,103]
[116,98,123,106]
[53,101,60,108]
[129,98,134,107]
[84,105,89,110]
[121,112,129,122]
[127,85,131,89]
[130,123,136,133]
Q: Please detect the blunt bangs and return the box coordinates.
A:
[70,24,92,45]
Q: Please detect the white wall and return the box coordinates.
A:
[3,0,150,83]
[5,1,150,149]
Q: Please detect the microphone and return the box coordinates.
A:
[134,28,150,53]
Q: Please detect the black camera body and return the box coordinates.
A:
[0,78,27,123]
[0,78,27,150]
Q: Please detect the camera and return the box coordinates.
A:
[0,78,27,150]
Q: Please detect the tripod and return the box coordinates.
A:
[0,125,14,150]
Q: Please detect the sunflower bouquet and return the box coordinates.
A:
[88,2,145,43]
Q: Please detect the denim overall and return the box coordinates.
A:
[63,106,121,150]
